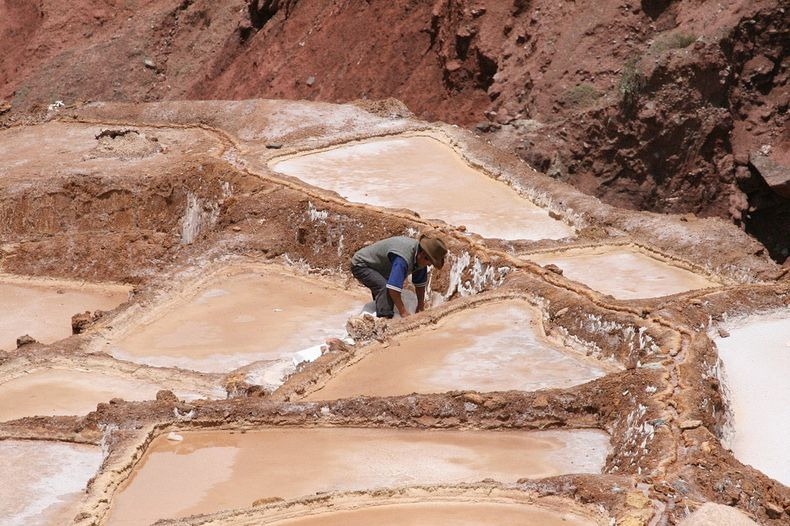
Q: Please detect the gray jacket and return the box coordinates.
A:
[351,236,421,278]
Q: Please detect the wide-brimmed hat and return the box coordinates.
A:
[419,235,448,269]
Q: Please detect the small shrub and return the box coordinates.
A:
[651,32,697,53]
[619,59,645,108]
[560,83,600,108]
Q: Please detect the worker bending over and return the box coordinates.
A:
[350,234,448,318]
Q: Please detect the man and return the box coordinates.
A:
[350,234,448,318]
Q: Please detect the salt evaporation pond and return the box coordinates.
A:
[0,276,129,351]
[309,300,613,399]
[106,427,610,525]
[264,502,600,526]
[0,121,221,182]
[271,136,573,240]
[0,440,102,526]
[528,246,718,299]
[107,265,366,373]
[716,313,790,486]
[0,368,204,422]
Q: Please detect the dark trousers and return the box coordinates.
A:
[351,264,394,318]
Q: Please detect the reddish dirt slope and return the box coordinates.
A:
[0,0,787,261]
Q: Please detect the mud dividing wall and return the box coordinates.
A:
[0,159,247,282]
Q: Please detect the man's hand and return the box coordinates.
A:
[415,286,426,313]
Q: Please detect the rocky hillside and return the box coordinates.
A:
[1,0,787,261]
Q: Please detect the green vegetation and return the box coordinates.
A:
[560,83,600,108]
[618,59,645,108]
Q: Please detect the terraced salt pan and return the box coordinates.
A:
[309,300,613,399]
[265,502,599,526]
[716,313,790,486]
[528,246,717,299]
[0,121,221,182]
[0,440,102,526]
[0,368,204,422]
[0,276,130,351]
[107,265,367,374]
[271,135,573,241]
[106,427,610,525]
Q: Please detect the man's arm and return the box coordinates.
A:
[386,255,411,317]
[415,285,426,313]
[412,267,428,313]
[388,288,410,318]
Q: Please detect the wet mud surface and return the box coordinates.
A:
[0,100,788,525]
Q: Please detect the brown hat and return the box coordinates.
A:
[419,234,448,269]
